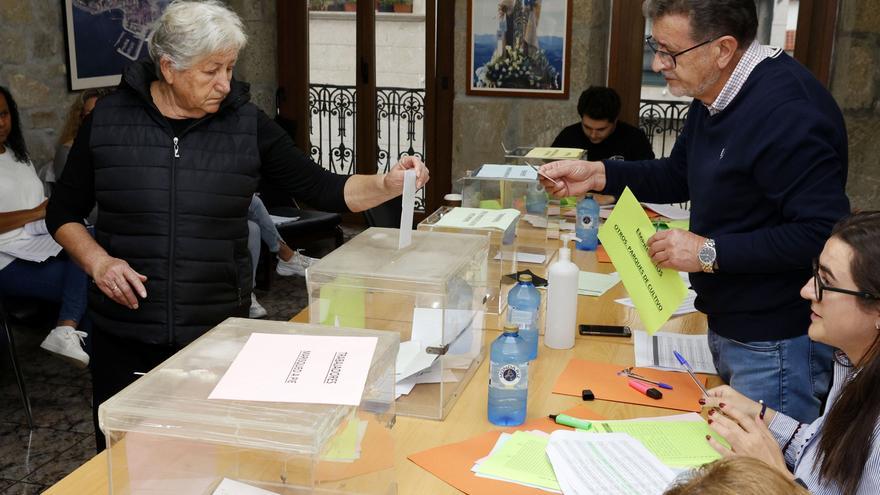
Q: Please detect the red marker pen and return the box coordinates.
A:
[629,379,663,400]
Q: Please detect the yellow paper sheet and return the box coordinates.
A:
[322,418,365,462]
[598,187,687,333]
[524,147,584,160]
[473,431,560,491]
[587,420,728,468]
[478,199,503,210]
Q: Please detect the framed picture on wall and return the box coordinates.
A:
[63,0,171,90]
[467,0,572,98]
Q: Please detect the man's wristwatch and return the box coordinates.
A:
[698,239,717,273]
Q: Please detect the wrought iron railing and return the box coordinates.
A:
[638,99,690,158]
[309,84,426,210]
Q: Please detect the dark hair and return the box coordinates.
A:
[815,211,880,493]
[0,85,30,164]
[642,0,758,48]
[577,86,621,122]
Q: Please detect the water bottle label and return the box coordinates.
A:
[496,363,526,386]
[508,309,535,326]
[578,214,595,230]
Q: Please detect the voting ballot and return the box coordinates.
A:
[307,227,489,420]
[98,319,398,495]
[598,187,688,333]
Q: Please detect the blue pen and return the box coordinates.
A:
[673,350,710,397]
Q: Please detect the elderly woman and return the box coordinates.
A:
[703,211,880,494]
[0,86,90,367]
[46,0,428,450]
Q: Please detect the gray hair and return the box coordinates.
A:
[642,0,758,47]
[148,0,247,79]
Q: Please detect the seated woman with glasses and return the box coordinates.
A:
[702,211,880,494]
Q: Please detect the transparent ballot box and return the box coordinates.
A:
[459,164,549,220]
[99,318,398,495]
[417,206,517,315]
[307,227,489,420]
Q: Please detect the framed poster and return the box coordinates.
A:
[63,0,171,90]
[467,0,572,98]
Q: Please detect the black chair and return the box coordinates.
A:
[0,297,37,429]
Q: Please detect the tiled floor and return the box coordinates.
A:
[0,225,365,494]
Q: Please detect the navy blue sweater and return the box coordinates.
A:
[603,52,850,342]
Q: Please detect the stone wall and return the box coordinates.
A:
[451,1,611,182]
[0,0,276,172]
[830,0,880,210]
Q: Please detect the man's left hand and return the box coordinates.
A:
[647,228,707,272]
[384,156,430,192]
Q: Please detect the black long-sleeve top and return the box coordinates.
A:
[47,110,350,234]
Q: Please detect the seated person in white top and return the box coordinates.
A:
[704,211,880,494]
[0,86,89,367]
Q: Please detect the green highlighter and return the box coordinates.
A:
[549,414,593,431]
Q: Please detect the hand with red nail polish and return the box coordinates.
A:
[705,402,789,479]
[701,385,775,425]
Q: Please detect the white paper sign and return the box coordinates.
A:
[209,333,377,406]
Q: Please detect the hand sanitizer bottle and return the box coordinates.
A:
[545,234,579,349]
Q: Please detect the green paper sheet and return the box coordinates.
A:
[479,199,503,210]
[667,219,690,230]
[585,420,728,468]
[577,271,621,297]
[597,187,687,333]
[473,431,561,491]
[318,277,365,328]
[322,417,365,462]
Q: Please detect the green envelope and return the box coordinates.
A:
[598,187,687,333]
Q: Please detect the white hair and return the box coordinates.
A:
[148,0,247,79]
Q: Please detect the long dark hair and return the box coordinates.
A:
[0,85,30,164]
[815,211,880,493]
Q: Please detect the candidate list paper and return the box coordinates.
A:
[209,333,378,406]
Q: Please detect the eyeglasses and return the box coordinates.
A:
[645,35,718,69]
[812,259,880,302]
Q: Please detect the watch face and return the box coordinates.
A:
[698,246,716,264]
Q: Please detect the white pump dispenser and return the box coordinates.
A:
[545,234,580,349]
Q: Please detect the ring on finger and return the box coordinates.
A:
[112,284,120,292]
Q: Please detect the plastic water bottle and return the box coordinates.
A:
[576,194,599,251]
[507,273,540,360]
[488,324,530,426]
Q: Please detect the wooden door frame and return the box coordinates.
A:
[276,2,450,220]
[607,1,839,126]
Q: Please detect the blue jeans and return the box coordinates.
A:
[247,195,285,288]
[0,257,88,325]
[708,330,833,424]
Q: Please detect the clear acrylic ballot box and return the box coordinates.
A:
[459,164,549,220]
[417,206,517,315]
[307,227,489,420]
[99,318,398,495]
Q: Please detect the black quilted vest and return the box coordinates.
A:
[88,60,259,345]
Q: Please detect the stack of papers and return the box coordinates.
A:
[615,289,698,317]
[583,417,725,467]
[472,431,561,493]
[524,147,584,160]
[633,331,717,374]
[433,207,520,232]
[396,308,482,398]
[546,430,675,495]
[578,271,621,297]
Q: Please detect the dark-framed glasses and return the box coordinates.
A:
[813,259,880,302]
[645,35,718,69]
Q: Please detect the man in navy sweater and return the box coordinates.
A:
[540,0,849,424]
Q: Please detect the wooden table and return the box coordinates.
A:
[45,246,712,495]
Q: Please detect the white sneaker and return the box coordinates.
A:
[276,250,318,277]
[40,326,89,368]
[250,293,268,319]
